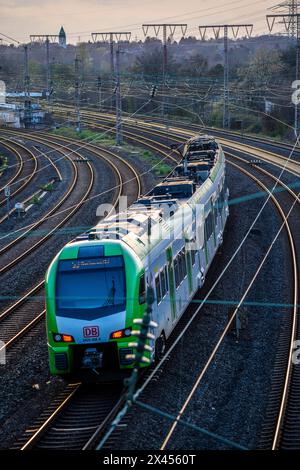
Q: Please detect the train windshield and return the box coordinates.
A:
[56,256,126,319]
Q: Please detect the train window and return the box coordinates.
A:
[174,258,180,288]
[139,274,146,304]
[56,256,126,319]
[181,249,187,278]
[205,213,214,241]
[191,249,196,266]
[160,269,166,298]
[164,266,169,292]
[155,275,162,305]
[217,188,223,214]
[213,207,217,226]
[178,253,183,283]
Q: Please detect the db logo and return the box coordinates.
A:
[83,326,99,338]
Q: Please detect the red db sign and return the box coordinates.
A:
[83,326,99,338]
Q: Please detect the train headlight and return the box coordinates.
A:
[53,333,74,343]
[110,327,132,339]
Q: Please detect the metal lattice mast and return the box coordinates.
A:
[30,34,59,104]
[142,24,187,121]
[97,76,102,111]
[46,37,50,103]
[297,15,300,134]
[267,12,300,135]
[23,45,30,99]
[223,26,229,129]
[199,24,253,129]
[91,32,131,111]
[270,1,300,38]
[115,47,123,145]
[291,0,298,37]
[74,54,81,132]
[23,44,31,127]
[109,33,115,76]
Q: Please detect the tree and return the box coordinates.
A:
[237,47,284,88]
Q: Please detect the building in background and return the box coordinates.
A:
[0,104,21,128]
[0,102,46,128]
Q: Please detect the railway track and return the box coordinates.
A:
[222,152,300,450]
[14,383,124,450]
[0,139,88,276]
[0,140,23,190]
[0,138,38,209]
[63,114,300,450]
[0,144,62,225]
[53,105,300,160]
[55,109,300,181]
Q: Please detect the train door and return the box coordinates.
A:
[145,268,158,353]
[185,242,193,294]
[166,247,176,321]
[212,200,217,248]
[204,223,209,266]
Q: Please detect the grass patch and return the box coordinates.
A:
[140,150,171,177]
[52,127,171,176]
[52,126,115,146]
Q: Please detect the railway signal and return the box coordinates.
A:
[198,24,253,129]
[150,84,158,98]
[15,202,25,218]
[4,185,10,218]
[4,185,10,198]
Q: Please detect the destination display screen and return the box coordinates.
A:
[58,256,124,272]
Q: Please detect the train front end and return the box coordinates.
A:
[45,239,146,379]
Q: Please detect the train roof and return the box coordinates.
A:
[73,135,225,259]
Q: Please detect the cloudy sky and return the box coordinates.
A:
[0,0,288,44]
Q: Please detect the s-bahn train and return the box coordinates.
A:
[45,135,229,379]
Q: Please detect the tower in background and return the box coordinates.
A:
[59,26,66,48]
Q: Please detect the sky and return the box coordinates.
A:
[0,0,291,44]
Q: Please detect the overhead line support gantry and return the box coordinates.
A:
[198,24,253,129]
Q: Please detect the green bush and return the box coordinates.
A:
[41,183,54,192]
[30,195,40,205]
[0,156,8,175]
